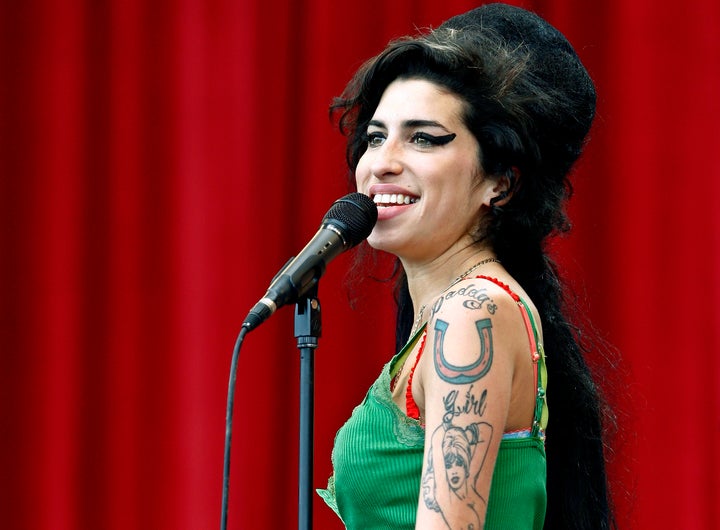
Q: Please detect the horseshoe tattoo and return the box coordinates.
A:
[433,318,494,384]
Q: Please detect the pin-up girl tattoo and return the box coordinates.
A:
[422,422,493,529]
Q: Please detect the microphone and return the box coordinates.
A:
[242,193,377,331]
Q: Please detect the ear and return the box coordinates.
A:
[484,168,517,207]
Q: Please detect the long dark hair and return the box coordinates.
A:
[332,4,616,529]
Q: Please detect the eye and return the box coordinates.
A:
[411,132,457,147]
[364,131,386,147]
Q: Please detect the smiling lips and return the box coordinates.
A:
[372,193,418,207]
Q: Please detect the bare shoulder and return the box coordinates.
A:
[426,276,529,342]
[415,276,536,400]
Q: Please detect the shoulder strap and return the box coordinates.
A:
[474,276,548,436]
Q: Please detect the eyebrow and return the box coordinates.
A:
[368,119,451,131]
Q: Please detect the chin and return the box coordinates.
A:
[367,238,401,256]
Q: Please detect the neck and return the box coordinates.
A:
[402,246,499,326]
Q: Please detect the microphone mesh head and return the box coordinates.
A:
[323,193,378,247]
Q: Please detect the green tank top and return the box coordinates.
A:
[318,279,548,529]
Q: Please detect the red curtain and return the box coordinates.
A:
[2,0,719,528]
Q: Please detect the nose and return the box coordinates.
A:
[368,139,403,179]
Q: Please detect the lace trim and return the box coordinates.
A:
[316,475,342,520]
[502,428,532,440]
[373,361,424,447]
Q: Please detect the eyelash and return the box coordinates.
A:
[413,132,456,146]
[363,131,457,148]
[365,131,385,147]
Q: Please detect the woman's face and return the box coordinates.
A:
[355,78,497,264]
[445,453,469,491]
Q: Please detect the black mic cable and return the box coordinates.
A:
[220,325,248,530]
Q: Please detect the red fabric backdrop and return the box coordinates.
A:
[2,0,719,528]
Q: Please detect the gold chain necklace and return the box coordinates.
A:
[408,257,500,336]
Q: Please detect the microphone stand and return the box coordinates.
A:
[294,285,321,530]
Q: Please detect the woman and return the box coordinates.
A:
[318,4,614,529]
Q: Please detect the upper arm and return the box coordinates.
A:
[415,282,522,529]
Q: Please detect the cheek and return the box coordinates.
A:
[354,157,371,190]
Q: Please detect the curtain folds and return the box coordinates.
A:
[2,0,718,528]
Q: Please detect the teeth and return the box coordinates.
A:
[372,193,418,206]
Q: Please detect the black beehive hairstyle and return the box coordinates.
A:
[439,3,596,176]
